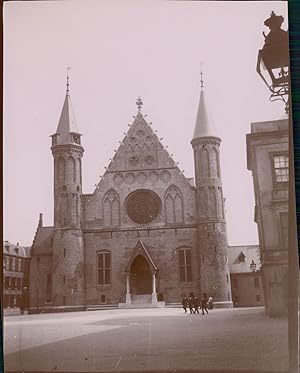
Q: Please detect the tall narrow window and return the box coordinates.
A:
[103,189,120,227]
[97,251,111,285]
[57,157,65,185]
[199,148,209,177]
[273,154,289,182]
[67,156,76,183]
[165,185,184,224]
[178,248,192,282]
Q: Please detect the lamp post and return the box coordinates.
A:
[257,12,299,373]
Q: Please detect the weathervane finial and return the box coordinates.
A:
[66,66,71,95]
[200,63,204,89]
[136,96,143,112]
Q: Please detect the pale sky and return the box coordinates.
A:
[4,0,288,247]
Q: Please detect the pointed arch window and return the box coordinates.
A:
[178,248,192,282]
[103,189,120,227]
[76,158,82,184]
[165,185,184,224]
[67,156,76,182]
[208,186,217,218]
[57,157,65,185]
[199,147,210,177]
[211,147,220,178]
[60,193,68,226]
[97,251,111,285]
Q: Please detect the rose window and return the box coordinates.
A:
[125,189,161,224]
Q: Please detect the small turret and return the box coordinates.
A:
[191,73,232,306]
[51,73,85,307]
[51,74,84,229]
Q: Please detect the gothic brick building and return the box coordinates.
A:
[29,83,233,311]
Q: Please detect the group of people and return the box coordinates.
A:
[181,293,213,315]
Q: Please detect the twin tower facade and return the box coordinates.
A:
[29,85,232,310]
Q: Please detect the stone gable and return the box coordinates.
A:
[82,112,197,230]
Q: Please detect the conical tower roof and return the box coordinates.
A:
[54,92,80,145]
[192,87,217,140]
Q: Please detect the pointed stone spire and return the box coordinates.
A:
[192,74,217,140]
[53,72,81,146]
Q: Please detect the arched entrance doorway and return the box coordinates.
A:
[130,255,152,294]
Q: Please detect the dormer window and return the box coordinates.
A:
[72,134,80,144]
[52,134,60,146]
[238,252,246,263]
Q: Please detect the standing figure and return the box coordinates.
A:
[182,295,188,313]
[201,293,209,315]
[188,293,194,314]
[208,296,213,310]
[193,296,200,314]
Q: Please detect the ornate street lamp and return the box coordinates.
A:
[250,260,257,272]
[256,11,289,112]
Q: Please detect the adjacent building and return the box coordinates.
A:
[29,81,233,312]
[227,245,264,307]
[246,118,288,317]
[3,241,30,309]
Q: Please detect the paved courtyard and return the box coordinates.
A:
[4,307,288,372]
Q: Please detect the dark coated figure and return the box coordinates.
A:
[188,293,194,314]
[201,292,209,315]
[193,296,200,314]
[182,295,188,313]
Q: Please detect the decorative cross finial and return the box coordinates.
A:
[66,66,71,94]
[136,96,143,111]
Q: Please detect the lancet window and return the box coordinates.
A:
[103,189,120,227]
[165,185,184,224]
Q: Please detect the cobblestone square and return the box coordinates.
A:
[4,307,288,372]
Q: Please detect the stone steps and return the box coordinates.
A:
[118,301,165,309]
[86,304,118,311]
[131,294,152,304]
